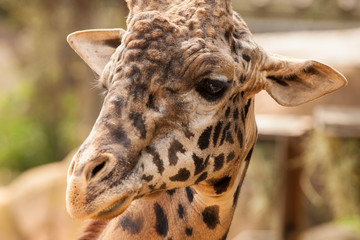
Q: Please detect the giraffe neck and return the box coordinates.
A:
[77,103,257,240]
[81,155,251,240]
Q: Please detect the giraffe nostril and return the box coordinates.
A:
[88,160,107,182]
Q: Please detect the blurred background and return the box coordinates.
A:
[0,0,359,239]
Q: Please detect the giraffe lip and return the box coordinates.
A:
[93,197,128,219]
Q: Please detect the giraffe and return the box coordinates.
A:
[66,0,347,239]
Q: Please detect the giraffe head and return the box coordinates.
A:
[66,0,346,220]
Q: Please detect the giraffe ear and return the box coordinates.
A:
[67,28,126,75]
[262,54,347,106]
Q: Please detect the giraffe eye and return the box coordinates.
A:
[101,90,108,97]
[196,79,229,101]
[101,84,108,97]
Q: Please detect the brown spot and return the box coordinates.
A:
[129,112,147,139]
[195,172,208,184]
[166,189,176,196]
[225,107,231,118]
[146,146,164,174]
[242,54,251,62]
[178,203,185,218]
[169,168,190,182]
[154,203,168,237]
[239,74,246,83]
[118,216,144,234]
[213,121,223,147]
[106,124,131,148]
[226,151,236,162]
[202,205,220,229]
[220,123,231,146]
[198,126,213,150]
[212,176,231,194]
[185,227,193,236]
[193,154,209,175]
[142,174,153,182]
[168,140,186,166]
[186,187,194,203]
[226,131,234,144]
[214,154,225,171]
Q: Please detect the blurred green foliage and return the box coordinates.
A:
[243,140,278,228]
[0,0,128,184]
[336,216,360,235]
[303,131,360,226]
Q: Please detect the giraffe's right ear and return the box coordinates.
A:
[67,28,126,75]
[261,53,347,106]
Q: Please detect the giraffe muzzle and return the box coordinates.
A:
[66,150,142,220]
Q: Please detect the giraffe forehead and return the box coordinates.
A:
[106,15,238,94]
[127,5,234,35]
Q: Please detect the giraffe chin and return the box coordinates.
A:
[91,196,133,220]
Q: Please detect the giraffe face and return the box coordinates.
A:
[66,1,346,221]
[66,9,254,220]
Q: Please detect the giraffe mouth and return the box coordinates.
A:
[92,196,132,219]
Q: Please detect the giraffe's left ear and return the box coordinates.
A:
[67,28,126,75]
[261,53,347,106]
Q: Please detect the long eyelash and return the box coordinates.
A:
[90,79,108,98]
[90,79,104,91]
